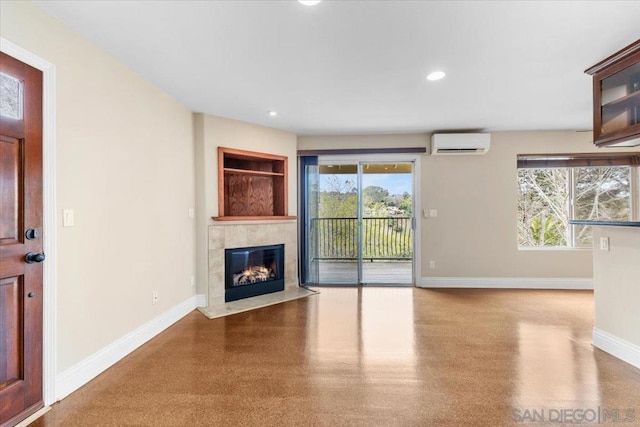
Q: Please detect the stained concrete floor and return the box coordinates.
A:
[31,288,640,426]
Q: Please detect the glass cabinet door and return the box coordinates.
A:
[600,62,640,136]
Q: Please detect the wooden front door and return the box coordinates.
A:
[0,52,44,426]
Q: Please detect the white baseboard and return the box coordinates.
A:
[196,293,207,307]
[55,294,199,401]
[418,277,593,289]
[593,328,640,370]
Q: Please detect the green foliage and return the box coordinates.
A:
[363,186,389,205]
[528,213,567,246]
[398,198,412,216]
[318,175,357,218]
[313,176,413,259]
[319,191,357,218]
[518,168,569,246]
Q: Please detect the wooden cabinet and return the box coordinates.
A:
[215,147,294,221]
[586,39,640,147]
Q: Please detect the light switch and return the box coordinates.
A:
[63,209,74,227]
[600,236,609,251]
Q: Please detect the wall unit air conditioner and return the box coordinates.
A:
[431,133,491,155]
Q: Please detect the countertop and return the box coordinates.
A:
[569,220,640,228]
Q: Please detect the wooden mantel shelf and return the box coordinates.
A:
[212,216,297,221]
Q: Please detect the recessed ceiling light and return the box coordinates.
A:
[299,0,321,5]
[426,71,446,81]
[268,110,277,117]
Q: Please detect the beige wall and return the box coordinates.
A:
[593,226,640,347]
[298,131,636,279]
[193,114,298,295]
[299,134,427,151]
[423,131,596,278]
[1,1,196,372]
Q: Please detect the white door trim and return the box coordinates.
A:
[1,37,57,406]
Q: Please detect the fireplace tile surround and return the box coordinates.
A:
[206,220,299,309]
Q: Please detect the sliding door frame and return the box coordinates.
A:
[311,153,422,286]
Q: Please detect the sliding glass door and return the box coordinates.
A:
[361,163,414,284]
[312,163,359,284]
[304,159,414,286]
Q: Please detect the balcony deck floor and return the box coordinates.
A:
[316,260,413,285]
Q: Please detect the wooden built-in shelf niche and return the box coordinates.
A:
[215,147,295,221]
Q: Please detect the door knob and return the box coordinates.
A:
[25,252,46,264]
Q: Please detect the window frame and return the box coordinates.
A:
[517,159,638,250]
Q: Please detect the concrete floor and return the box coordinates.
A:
[31,288,640,426]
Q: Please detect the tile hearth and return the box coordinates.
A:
[198,287,318,319]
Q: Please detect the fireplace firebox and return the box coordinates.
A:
[224,244,285,302]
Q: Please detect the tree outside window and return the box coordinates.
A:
[518,166,632,248]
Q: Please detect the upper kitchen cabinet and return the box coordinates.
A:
[586,39,640,147]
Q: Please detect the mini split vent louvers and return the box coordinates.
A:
[431,133,491,155]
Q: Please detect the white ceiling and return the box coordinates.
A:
[35,0,640,136]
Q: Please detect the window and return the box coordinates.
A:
[0,71,24,119]
[517,154,639,248]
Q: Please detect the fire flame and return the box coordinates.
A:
[233,265,275,285]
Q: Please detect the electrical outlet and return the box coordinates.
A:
[429,260,436,269]
[188,208,195,219]
[152,291,158,305]
[600,237,610,251]
[190,275,195,287]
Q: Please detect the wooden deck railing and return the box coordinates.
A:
[310,217,413,260]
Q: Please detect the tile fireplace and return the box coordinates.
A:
[206,220,298,309]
